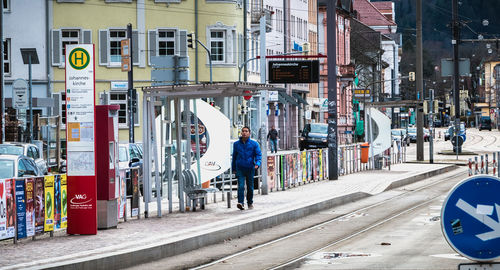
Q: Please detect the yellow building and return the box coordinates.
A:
[483,61,500,114]
[50,0,245,142]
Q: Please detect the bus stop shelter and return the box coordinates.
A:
[141,82,276,217]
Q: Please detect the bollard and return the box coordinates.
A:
[486,154,489,175]
[468,159,473,176]
[481,155,485,174]
[227,192,231,208]
[475,156,479,175]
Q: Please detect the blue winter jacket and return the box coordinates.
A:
[232,138,262,171]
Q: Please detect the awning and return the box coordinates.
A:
[278,91,299,106]
[292,93,309,105]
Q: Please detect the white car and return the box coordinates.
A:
[0,154,42,179]
[0,143,48,175]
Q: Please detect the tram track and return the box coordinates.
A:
[192,169,467,270]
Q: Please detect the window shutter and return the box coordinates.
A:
[148,30,157,66]
[132,29,139,65]
[52,93,61,117]
[178,30,187,57]
[238,33,243,67]
[82,29,92,44]
[225,30,233,64]
[99,29,108,66]
[233,31,237,64]
[51,29,61,66]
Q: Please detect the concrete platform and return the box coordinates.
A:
[0,163,459,270]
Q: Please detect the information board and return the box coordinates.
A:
[268,60,319,83]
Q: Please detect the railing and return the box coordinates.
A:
[468,152,499,176]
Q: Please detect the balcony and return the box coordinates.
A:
[251,9,273,33]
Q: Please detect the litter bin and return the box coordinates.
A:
[360,142,369,163]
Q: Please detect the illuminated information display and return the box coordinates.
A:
[268,60,319,83]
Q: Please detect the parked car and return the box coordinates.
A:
[0,154,43,179]
[299,123,328,151]
[407,127,417,143]
[119,143,144,195]
[0,143,48,175]
[479,116,492,131]
[391,129,410,146]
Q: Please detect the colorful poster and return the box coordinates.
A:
[25,178,35,237]
[313,152,318,180]
[301,152,307,183]
[267,156,276,191]
[61,174,67,228]
[15,180,26,239]
[287,155,293,187]
[319,150,323,180]
[35,177,45,234]
[296,153,302,185]
[118,170,126,219]
[0,179,7,240]
[131,168,139,217]
[5,179,15,238]
[54,175,61,230]
[44,175,55,232]
[280,155,285,189]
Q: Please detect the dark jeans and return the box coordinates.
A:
[236,168,255,205]
[270,139,278,153]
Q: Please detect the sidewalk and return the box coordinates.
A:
[0,162,458,270]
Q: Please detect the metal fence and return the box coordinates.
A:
[468,152,500,176]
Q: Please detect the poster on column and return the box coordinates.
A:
[5,179,15,238]
[34,177,45,234]
[0,179,7,240]
[54,175,61,230]
[44,176,54,232]
[287,155,293,187]
[312,152,318,180]
[307,152,312,181]
[267,156,276,190]
[61,174,67,228]
[25,178,35,237]
[296,153,302,185]
[15,180,26,239]
[118,169,126,219]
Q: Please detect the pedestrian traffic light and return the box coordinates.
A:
[409,72,415,81]
[187,33,196,49]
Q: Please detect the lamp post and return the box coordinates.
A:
[20,48,39,144]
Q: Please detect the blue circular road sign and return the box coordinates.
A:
[441,175,500,262]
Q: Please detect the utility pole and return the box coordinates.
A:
[416,0,424,161]
[327,0,338,180]
[0,0,3,143]
[127,24,134,143]
[452,0,460,153]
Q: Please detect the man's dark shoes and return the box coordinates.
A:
[248,204,253,210]
[237,203,245,210]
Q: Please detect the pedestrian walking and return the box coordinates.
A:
[267,125,279,153]
[232,126,262,210]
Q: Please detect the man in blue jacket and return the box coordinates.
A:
[232,126,262,210]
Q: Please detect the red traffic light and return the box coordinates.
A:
[243,90,252,101]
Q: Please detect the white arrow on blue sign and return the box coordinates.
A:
[441,175,500,262]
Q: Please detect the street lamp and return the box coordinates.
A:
[20,48,39,144]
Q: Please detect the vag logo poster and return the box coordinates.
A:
[68,48,90,70]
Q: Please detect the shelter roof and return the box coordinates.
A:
[142,82,276,99]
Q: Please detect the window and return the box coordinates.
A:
[109,29,126,64]
[110,92,128,125]
[3,39,10,76]
[61,92,67,125]
[2,0,9,11]
[158,30,175,56]
[62,30,79,59]
[210,30,225,62]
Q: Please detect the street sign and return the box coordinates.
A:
[441,175,500,261]
[451,135,464,147]
[354,89,371,98]
[12,79,28,109]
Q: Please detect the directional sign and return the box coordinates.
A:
[12,79,28,109]
[441,175,500,262]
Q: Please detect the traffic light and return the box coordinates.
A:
[409,72,415,81]
[187,33,196,49]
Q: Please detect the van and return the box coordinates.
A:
[299,123,328,151]
[479,117,492,131]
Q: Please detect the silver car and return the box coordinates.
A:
[0,154,42,179]
[0,143,48,175]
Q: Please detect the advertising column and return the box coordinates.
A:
[65,44,97,235]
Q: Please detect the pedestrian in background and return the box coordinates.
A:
[232,126,262,210]
[267,125,279,153]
